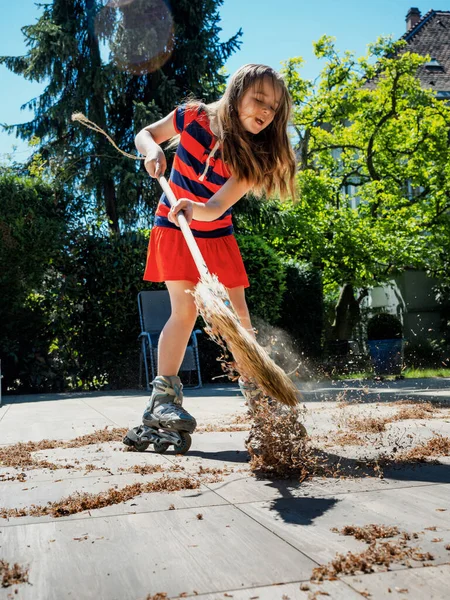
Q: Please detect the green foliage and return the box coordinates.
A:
[237,234,286,325]
[367,313,403,340]
[404,340,443,369]
[280,37,450,295]
[41,230,161,391]
[278,260,324,357]
[0,0,242,232]
[1,214,292,391]
[0,170,68,392]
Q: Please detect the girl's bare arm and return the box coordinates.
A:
[169,177,251,224]
[135,111,177,177]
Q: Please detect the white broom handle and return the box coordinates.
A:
[158,176,210,279]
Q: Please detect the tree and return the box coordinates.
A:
[272,37,450,340]
[1,0,241,232]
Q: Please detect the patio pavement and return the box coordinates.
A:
[0,378,450,599]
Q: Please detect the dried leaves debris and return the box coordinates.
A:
[331,524,401,544]
[1,399,449,521]
[394,434,450,462]
[0,427,128,471]
[0,425,244,519]
[343,402,437,434]
[311,525,435,582]
[246,397,450,480]
[0,560,29,588]
[0,476,200,519]
[246,400,312,480]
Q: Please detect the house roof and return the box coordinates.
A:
[401,10,450,97]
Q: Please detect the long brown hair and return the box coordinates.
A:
[212,64,296,199]
[178,65,296,199]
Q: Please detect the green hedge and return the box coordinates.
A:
[41,230,162,391]
[278,260,324,358]
[236,234,286,324]
[0,172,68,392]
[2,227,290,392]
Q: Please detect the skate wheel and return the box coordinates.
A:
[123,435,150,452]
[123,435,134,447]
[175,431,192,455]
[153,441,170,454]
[134,441,151,452]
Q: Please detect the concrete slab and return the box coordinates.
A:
[1,380,450,599]
[196,579,364,599]
[0,505,317,600]
[236,484,450,567]
[342,564,450,599]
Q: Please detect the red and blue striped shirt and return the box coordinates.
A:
[154,104,233,238]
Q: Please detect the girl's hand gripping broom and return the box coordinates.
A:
[158,176,300,408]
[70,111,300,408]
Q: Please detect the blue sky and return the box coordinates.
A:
[0,0,434,158]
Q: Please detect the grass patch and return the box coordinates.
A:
[402,367,450,379]
[334,367,450,380]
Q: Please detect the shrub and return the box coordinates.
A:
[0,171,68,392]
[236,234,286,324]
[278,260,324,358]
[404,339,442,369]
[367,313,403,340]
[43,229,162,390]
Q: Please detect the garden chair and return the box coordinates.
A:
[138,290,202,389]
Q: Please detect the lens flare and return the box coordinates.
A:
[96,0,174,75]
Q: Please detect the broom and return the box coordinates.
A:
[71,112,300,407]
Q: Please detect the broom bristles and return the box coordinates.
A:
[193,274,300,408]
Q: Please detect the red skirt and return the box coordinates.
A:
[144,226,250,289]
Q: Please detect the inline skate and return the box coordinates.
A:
[123,375,196,454]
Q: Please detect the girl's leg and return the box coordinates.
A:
[142,280,198,432]
[227,286,255,338]
[158,280,198,375]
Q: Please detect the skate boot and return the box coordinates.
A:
[123,376,197,454]
[142,375,197,432]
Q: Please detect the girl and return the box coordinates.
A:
[135,64,296,432]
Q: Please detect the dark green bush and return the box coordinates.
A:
[236,234,286,324]
[0,171,68,392]
[2,220,291,391]
[43,230,162,390]
[278,260,324,357]
[404,339,442,369]
[367,313,403,340]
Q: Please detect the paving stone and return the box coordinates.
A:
[342,564,450,599]
[0,417,116,444]
[1,382,449,599]
[196,578,363,599]
[0,504,316,600]
[237,484,450,566]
